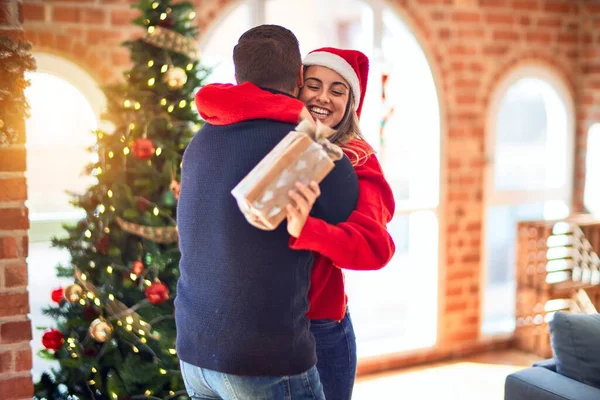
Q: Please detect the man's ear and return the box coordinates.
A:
[292,66,304,97]
[296,66,304,88]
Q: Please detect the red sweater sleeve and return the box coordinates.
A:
[289,154,396,270]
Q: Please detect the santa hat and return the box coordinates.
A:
[303,47,369,117]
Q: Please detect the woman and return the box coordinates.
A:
[195,47,395,400]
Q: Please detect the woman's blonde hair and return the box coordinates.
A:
[328,90,374,166]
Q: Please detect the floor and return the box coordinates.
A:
[353,350,542,400]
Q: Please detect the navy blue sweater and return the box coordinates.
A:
[175,119,358,376]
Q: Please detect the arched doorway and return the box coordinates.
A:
[482,65,574,335]
[200,0,441,357]
[25,53,104,378]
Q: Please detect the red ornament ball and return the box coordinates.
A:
[132,260,145,275]
[51,287,64,304]
[131,138,155,160]
[145,281,170,304]
[42,329,64,351]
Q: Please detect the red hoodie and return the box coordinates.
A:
[195,82,396,321]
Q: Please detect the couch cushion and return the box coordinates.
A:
[549,312,600,389]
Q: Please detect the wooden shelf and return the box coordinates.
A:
[514,215,600,357]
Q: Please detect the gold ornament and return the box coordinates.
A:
[0,119,4,129]
[64,284,83,303]
[170,179,181,200]
[89,318,114,342]
[164,66,188,90]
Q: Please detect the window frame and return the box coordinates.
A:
[481,64,576,337]
[484,65,575,208]
[584,124,600,217]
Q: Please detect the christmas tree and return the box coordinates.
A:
[34,0,208,398]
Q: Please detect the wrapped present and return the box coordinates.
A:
[232,119,344,230]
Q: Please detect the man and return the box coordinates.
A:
[175,25,358,399]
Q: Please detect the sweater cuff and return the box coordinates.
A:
[289,217,329,250]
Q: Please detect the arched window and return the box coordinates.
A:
[200,0,441,356]
[482,66,574,335]
[584,124,600,217]
[26,53,104,378]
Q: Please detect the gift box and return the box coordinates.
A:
[231,119,343,230]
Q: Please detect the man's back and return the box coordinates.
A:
[175,119,358,376]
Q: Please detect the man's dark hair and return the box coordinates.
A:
[233,24,301,92]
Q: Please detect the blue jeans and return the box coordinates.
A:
[311,309,357,400]
[180,360,325,400]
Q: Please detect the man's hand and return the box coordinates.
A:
[286,181,320,238]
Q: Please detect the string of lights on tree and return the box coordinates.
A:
[35,0,208,398]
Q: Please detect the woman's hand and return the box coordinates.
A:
[286,181,321,238]
[299,106,315,124]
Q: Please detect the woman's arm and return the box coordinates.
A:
[289,154,396,271]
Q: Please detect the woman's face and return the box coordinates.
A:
[299,66,350,128]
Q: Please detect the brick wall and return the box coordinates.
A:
[19,0,230,83]
[402,0,583,349]
[8,0,600,379]
[0,1,34,398]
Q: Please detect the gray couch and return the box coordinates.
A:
[505,313,600,400]
[505,359,600,399]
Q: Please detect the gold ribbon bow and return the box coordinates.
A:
[295,119,344,161]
